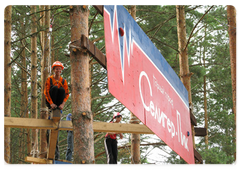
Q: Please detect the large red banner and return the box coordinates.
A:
[104,5,194,164]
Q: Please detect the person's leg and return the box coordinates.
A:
[66,131,73,161]
[112,139,118,164]
[104,138,114,164]
[49,86,58,105]
[69,131,73,160]
[56,87,65,107]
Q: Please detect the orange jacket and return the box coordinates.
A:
[44,75,69,105]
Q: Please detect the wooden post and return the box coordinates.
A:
[4,5,12,163]
[40,5,50,159]
[47,109,61,159]
[203,25,208,149]
[69,5,95,164]
[176,5,196,162]
[19,15,28,162]
[129,5,141,164]
[30,5,38,156]
[227,5,236,161]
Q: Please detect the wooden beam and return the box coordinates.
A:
[4,117,57,129]
[93,121,153,134]
[194,149,203,164]
[5,117,154,134]
[5,117,206,137]
[81,34,106,68]
[93,5,104,16]
[194,127,207,136]
[50,109,61,122]
[25,156,53,164]
[47,129,59,160]
[190,109,197,126]
[69,35,107,69]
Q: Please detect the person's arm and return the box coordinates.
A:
[59,79,69,110]
[63,79,69,102]
[44,77,54,105]
[58,101,65,110]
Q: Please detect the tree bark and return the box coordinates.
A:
[227,5,236,161]
[203,25,208,150]
[30,5,38,157]
[19,15,28,163]
[129,5,141,164]
[69,5,95,164]
[39,5,45,54]
[4,5,12,163]
[176,5,196,150]
[40,5,50,159]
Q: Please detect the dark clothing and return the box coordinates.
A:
[46,86,65,109]
[44,75,69,109]
[66,131,73,161]
[104,137,118,164]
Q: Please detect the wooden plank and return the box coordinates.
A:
[4,117,72,131]
[25,156,53,164]
[69,35,107,69]
[194,149,203,163]
[81,34,106,69]
[4,117,57,129]
[59,120,73,131]
[5,117,154,134]
[93,5,104,16]
[50,109,61,122]
[48,109,61,159]
[93,121,154,134]
[47,129,59,159]
[194,127,207,136]
[190,110,197,126]
[5,117,205,137]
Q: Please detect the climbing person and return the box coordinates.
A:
[44,61,69,110]
[44,61,69,160]
[66,113,73,161]
[104,112,123,164]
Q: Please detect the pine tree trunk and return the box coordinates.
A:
[203,26,208,150]
[39,5,45,54]
[30,5,38,157]
[40,5,50,159]
[129,5,141,164]
[203,75,208,149]
[176,5,196,150]
[69,5,95,164]
[51,30,55,65]
[227,5,236,161]
[19,17,28,163]
[4,5,12,163]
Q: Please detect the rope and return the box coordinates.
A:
[30,149,39,158]
[40,107,48,112]
[30,142,40,158]
[124,145,135,164]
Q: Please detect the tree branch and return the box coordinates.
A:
[184,5,214,51]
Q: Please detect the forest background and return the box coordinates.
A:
[3,4,236,164]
